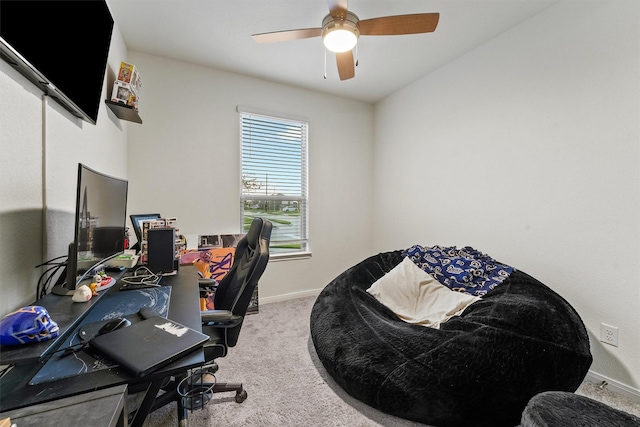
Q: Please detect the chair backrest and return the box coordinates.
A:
[213,217,272,346]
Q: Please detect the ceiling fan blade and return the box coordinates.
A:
[327,0,348,19]
[359,13,440,36]
[336,50,355,81]
[252,28,322,43]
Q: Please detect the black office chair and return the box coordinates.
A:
[143,217,272,423]
[196,216,272,403]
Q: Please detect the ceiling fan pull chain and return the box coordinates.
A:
[355,44,359,67]
[323,48,327,79]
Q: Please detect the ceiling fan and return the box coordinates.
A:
[251,0,439,81]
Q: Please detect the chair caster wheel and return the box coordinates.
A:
[235,389,247,403]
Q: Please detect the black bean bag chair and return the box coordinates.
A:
[310,251,592,427]
[521,391,640,427]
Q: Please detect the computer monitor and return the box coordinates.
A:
[52,164,128,295]
[129,213,161,251]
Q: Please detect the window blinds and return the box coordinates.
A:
[239,111,309,253]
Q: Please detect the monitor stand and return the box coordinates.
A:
[51,243,77,296]
[51,283,74,296]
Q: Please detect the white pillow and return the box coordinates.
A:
[366,257,480,329]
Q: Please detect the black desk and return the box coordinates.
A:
[0,272,124,366]
[0,266,204,427]
[0,384,127,427]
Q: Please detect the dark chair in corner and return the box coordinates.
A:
[197,216,272,403]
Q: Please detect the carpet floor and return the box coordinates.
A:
[142,295,640,427]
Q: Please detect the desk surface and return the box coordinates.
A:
[0,272,122,365]
[0,266,204,413]
[0,384,127,427]
[29,285,173,385]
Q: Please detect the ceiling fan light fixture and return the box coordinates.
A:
[322,11,360,53]
[323,28,357,52]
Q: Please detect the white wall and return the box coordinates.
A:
[0,25,130,317]
[124,51,375,302]
[0,60,43,316]
[373,1,640,394]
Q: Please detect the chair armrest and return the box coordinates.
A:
[201,310,243,327]
[198,278,218,287]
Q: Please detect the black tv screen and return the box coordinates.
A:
[0,0,114,124]
[52,164,128,295]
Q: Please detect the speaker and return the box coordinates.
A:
[147,228,175,274]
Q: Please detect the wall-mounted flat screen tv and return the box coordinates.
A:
[0,0,114,124]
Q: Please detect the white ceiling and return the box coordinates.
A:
[107,0,558,104]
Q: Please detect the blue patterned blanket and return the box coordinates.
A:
[402,245,515,297]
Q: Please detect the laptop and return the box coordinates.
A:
[90,317,208,377]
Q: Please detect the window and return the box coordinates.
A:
[239,109,309,256]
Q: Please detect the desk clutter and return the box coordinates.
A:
[0,306,59,346]
[129,214,260,312]
[119,266,163,290]
[29,286,172,385]
[90,316,208,377]
[0,262,207,427]
[136,217,185,275]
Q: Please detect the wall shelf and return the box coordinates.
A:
[105,100,142,124]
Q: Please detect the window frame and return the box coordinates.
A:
[238,107,310,259]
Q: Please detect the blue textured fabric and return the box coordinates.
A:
[402,245,515,296]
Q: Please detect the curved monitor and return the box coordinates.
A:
[52,164,128,295]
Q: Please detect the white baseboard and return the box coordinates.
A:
[586,370,640,403]
[259,288,322,305]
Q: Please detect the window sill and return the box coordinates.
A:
[270,252,312,262]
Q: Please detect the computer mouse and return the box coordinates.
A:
[98,318,131,335]
[137,307,160,320]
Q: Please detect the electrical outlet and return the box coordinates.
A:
[600,323,619,347]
